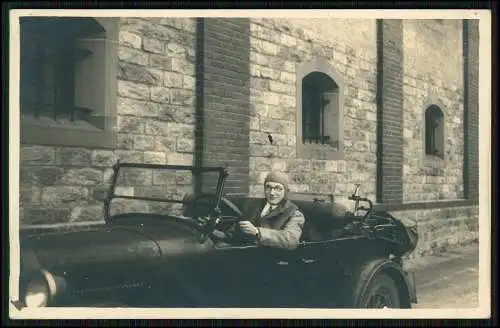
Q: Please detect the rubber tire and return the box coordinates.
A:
[357,273,401,308]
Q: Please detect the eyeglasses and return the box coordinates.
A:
[265,185,284,192]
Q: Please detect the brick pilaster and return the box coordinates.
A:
[376,19,405,204]
[463,19,479,203]
[195,18,251,195]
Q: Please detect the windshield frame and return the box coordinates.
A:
[103,160,229,224]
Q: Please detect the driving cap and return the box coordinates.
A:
[264,171,289,190]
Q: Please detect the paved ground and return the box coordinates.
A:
[410,243,479,308]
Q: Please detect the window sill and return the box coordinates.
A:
[420,154,445,176]
[21,119,116,149]
[297,142,344,160]
[424,153,445,162]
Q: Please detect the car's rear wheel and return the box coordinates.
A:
[357,273,401,308]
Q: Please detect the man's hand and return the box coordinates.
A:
[238,220,259,236]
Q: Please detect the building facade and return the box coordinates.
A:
[18,17,479,258]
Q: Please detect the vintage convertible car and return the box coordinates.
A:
[17,161,419,309]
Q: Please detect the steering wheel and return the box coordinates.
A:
[197,196,246,243]
[220,196,244,217]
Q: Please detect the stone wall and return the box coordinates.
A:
[19,17,197,226]
[246,17,479,257]
[18,17,479,257]
[248,18,378,205]
[402,19,465,202]
[395,205,479,259]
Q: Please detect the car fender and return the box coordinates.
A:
[351,257,417,308]
[19,247,42,292]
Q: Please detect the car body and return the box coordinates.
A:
[17,161,419,309]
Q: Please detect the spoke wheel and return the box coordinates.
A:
[358,273,401,309]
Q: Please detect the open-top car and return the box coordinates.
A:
[17,161,419,309]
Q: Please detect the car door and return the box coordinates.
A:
[267,240,349,308]
[200,243,269,307]
[209,243,307,308]
[244,242,330,308]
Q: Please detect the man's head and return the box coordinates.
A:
[264,171,289,205]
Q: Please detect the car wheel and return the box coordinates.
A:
[358,273,401,308]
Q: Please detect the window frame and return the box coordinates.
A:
[422,94,446,162]
[424,104,445,158]
[19,17,119,149]
[296,57,345,160]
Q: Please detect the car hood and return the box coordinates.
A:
[20,214,214,271]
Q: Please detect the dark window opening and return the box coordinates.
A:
[425,105,445,158]
[301,72,339,146]
[20,17,105,122]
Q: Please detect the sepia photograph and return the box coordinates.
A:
[8,9,491,320]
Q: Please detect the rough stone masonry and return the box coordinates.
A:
[18,17,479,259]
[20,18,198,224]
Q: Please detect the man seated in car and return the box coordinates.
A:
[227,171,306,250]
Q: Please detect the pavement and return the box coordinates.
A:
[409,242,480,308]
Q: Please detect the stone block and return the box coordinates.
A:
[150,87,172,104]
[24,206,71,225]
[169,89,195,107]
[250,52,270,66]
[159,17,196,33]
[152,171,176,186]
[22,167,65,186]
[176,138,194,153]
[278,146,296,158]
[61,168,103,186]
[280,71,296,85]
[20,186,42,206]
[118,46,149,66]
[142,37,164,54]
[118,80,150,101]
[165,42,186,58]
[56,148,92,166]
[174,122,196,137]
[118,97,160,117]
[144,151,166,164]
[42,186,89,205]
[119,30,142,49]
[269,81,295,95]
[145,119,169,136]
[169,58,195,76]
[251,157,273,172]
[249,144,278,158]
[154,136,177,153]
[133,135,155,151]
[260,119,294,135]
[73,206,104,222]
[166,153,193,166]
[117,115,147,134]
[183,75,196,90]
[251,39,279,56]
[115,150,143,163]
[118,62,163,86]
[21,146,56,165]
[118,169,153,186]
[117,133,135,150]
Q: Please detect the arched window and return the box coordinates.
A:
[424,105,445,158]
[302,72,339,146]
[296,57,344,160]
